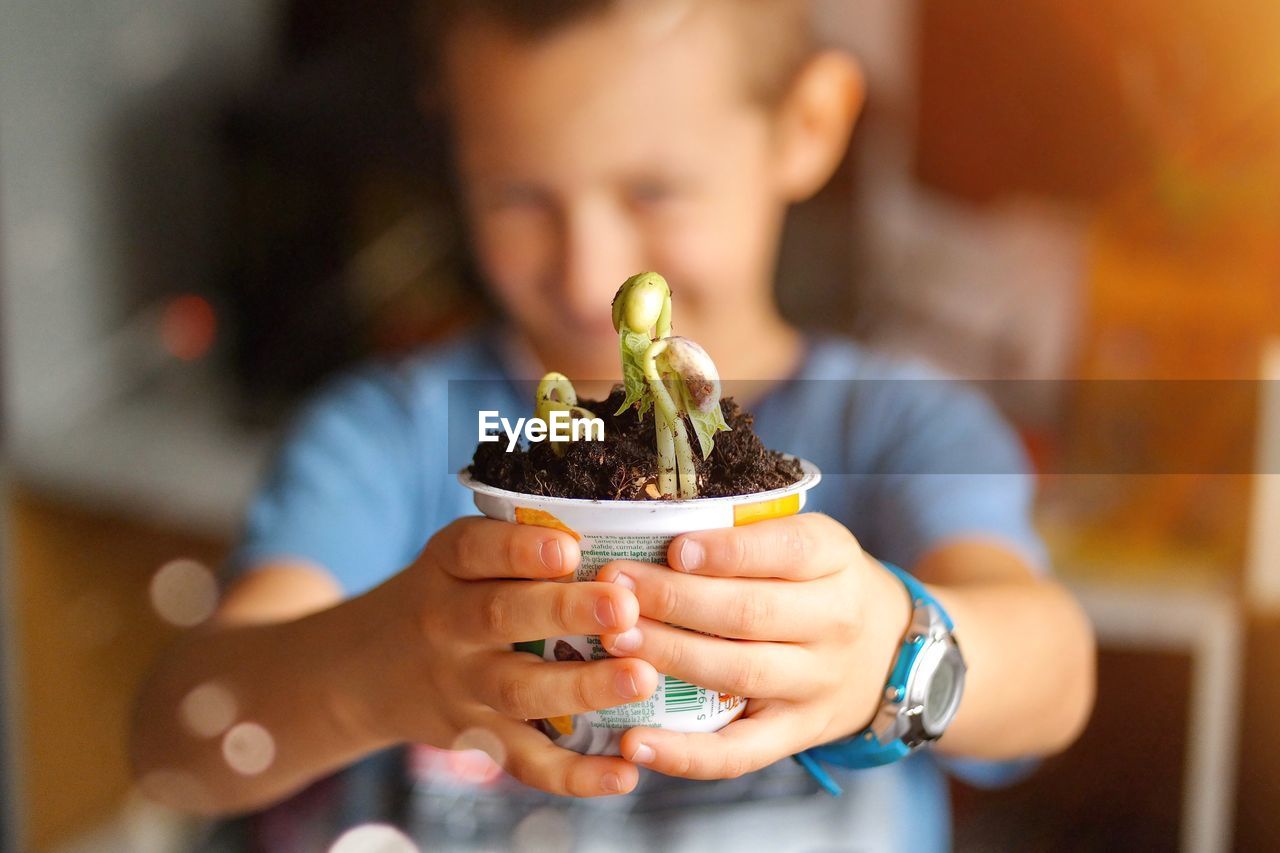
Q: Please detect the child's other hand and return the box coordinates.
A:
[368,516,657,796]
[595,513,912,780]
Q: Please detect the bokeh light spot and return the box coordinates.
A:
[180,682,237,739]
[149,559,218,627]
[221,722,275,776]
[328,824,420,853]
[161,294,217,361]
[446,727,506,785]
[513,807,574,853]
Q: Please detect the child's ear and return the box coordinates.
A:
[772,51,866,202]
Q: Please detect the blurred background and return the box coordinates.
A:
[2,0,1278,850]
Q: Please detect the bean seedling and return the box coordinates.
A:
[611,272,730,497]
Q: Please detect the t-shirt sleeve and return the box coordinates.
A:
[859,376,1049,575]
[226,366,426,597]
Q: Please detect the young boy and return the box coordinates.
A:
[131,1,1095,849]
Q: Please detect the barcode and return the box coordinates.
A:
[663,676,703,714]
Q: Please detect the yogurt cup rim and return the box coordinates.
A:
[458,455,821,510]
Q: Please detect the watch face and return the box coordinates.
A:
[920,645,965,736]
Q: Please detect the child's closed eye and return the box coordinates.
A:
[477,182,553,213]
[624,178,687,212]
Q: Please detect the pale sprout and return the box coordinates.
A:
[611,271,671,337]
[615,276,730,498]
[660,337,721,414]
[513,807,575,853]
[534,372,597,457]
[328,824,420,853]
[149,559,218,627]
[221,722,276,776]
[534,271,730,499]
[180,682,237,739]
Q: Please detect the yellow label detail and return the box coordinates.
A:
[546,715,575,736]
[514,507,582,541]
[733,493,801,526]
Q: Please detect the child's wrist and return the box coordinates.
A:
[844,558,915,737]
[318,579,416,750]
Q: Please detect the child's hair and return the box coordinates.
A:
[421,0,815,108]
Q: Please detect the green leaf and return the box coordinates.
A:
[614,328,653,417]
[686,401,731,459]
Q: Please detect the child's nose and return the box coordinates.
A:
[557,201,641,329]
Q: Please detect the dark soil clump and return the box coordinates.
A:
[469,385,803,500]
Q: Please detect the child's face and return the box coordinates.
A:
[442,4,794,379]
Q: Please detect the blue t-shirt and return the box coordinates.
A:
[231,323,1047,852]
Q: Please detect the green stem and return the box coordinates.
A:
[655,408,678,495]
[643,340,698,498]
[671,412,697,498]
[656,295,672,339]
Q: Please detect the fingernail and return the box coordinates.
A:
[612,573,636,591]
[616,669,640,698]
[595,597,619,629]
[679,538,705,572]
[602,772,625,793]
[540,539,563,573]
[610,628,643,653]
[629,743,656,764]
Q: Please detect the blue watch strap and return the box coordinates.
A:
[792,750,843,796]
[792,561,949,795]
[884,561,953,630]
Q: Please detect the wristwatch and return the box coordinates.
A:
[794,561,966,795]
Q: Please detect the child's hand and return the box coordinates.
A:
[595,513,912,780]
[369,517,657,796]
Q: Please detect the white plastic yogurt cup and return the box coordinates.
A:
[458,457,822,756]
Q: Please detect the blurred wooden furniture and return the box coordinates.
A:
[9,488,228,851]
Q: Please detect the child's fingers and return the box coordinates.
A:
[431,516,580,580]
[490,715,641,797]
[468,650,658,720]
[600,618,813,700]
[597,561,838,642]
[618,705,804,781]
[447,580,639,644]
[667,513,855,580]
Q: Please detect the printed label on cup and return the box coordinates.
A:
[513,527,746,755]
